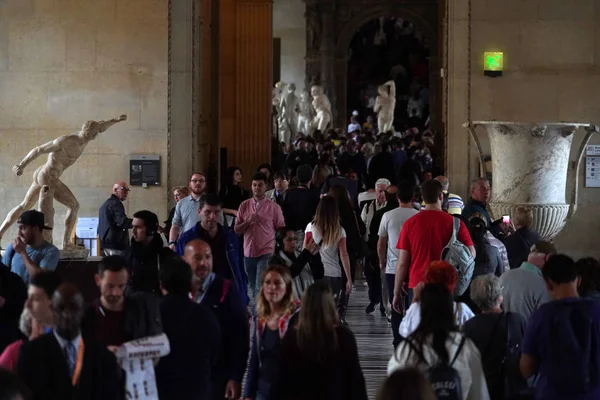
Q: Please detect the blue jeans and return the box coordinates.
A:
[245,254,271,298]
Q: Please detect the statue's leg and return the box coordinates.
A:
[0,182,42,243]
[53,179,80,249]
[38,186,55,244]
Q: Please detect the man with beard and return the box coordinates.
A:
[176,194,248,306]
[3,210,60,284]
[81,255,162,349]
[17,284,122,400]
[122,210,174,295]
[168,172,208,249]
[183,239,249,400]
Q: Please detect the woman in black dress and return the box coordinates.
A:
[219,166,249,227]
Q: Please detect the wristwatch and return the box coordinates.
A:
[168,241,176,246]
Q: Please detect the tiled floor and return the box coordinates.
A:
[346,282,394,399]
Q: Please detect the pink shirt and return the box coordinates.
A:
[236,197,285,257]
[0,339,24,371]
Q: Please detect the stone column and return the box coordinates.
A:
[319,0,336,121]
[169,0,200,188]
[304,0,321,90]
[218,0,273,178]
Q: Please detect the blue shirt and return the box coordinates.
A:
[523,297,600,400]
[3,241,60,284]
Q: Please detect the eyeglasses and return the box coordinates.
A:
[118,187,130,192]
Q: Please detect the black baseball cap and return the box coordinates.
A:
[18,210,52,230]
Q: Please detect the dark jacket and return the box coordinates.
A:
[271,326,368,400]
[81,293,162,345]
[0,263,27,353]
[199,274,249,397]
[244,307,300,398]
[368,200,399,251]
[177,224,249,306]
[17,333,123,400]
[281,186,321,232]
[368,150,396,186]
[163,206,176,237]
[270,249,324,280]
[462,199,502,237]
[156,294,221,400]
[504,227,541,269]
[98,194,132,250]
[122,235,174,295]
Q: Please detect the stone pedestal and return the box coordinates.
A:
[464,121,598,239]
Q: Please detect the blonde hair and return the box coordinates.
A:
[172,186,190,197]
[312,196,342,247]
[256,265,296,318]
[514,206,533,228]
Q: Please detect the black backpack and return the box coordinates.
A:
[407,335,466,400]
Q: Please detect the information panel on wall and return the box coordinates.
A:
[130,155,160,186]
[585,145,600,188]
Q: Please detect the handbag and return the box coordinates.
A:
[352,210,370,258]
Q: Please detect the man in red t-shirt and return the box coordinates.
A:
[392,179,474,313]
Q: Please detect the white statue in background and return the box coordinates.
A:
[272,83,285,138]
[311,85,332,132]
[279,83,299,143]
[297,89,313,135]
[374,80,396,133]
[0,115,128,250]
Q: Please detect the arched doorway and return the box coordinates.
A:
[333,5,439,133]
[345,17,431,133]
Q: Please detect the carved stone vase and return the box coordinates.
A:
[463,121,598,239]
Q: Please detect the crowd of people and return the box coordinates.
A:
[0,113,600,400]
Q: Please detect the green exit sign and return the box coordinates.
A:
[484,52,503,77]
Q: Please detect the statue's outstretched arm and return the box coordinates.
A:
[97,114,127,133]
[14,138,63,175]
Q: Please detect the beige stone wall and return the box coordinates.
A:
[0,0,169,246]
[446,0,600,258]
[273,0,306,89]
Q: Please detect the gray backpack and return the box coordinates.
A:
[441,217,474,296]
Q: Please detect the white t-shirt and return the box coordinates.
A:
[399,301,475,338]
[388,332,490,400]
[305,222,346,278]
[378,207,419,274]
[348,123,361,133]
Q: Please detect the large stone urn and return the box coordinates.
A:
[463,121,598,239]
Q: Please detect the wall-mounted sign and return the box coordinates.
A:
[484,52,503,77]
[130,155,160,186]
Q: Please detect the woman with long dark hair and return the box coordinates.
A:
[272,282,368,400]
[388,284,489,400]
[270,226,323,299]
[305,196,352,324]
[219,166,249,227]
[327,185,365,324]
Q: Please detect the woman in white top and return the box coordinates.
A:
[400,261,475,338]
[305,196,352,311]
[388,284,489,400]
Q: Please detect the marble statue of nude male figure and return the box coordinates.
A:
[0,115,127,250]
